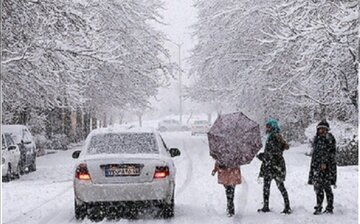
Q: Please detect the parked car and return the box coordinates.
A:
[72,127,181,220]
[191,120,211,135]
[3,125,37,174]
[158,119,188,132]
[2,133,21,182]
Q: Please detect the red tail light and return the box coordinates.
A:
[75,163,91,181]
[154,166,169,179]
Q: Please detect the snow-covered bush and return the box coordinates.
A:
[45,134,69,151]
[33,134,47,156]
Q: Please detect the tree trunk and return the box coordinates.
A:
[138,114,142,127]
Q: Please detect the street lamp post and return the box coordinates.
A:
[168,40,183,124]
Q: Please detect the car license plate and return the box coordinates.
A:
[104,164,141,177]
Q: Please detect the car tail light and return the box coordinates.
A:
[154,166,169,179]
[75,163,91,181]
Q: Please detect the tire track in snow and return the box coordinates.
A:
[175,139,193,196]
[4,184,73,224]
[234,176,248,221]
[36,188,75,224]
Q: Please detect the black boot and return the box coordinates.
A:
[225,186,235,217]
[323,207,333,214]
[257,206,270,213]
[281,195,291,214]
[313,206,322,215]
[227,205,235,217]
[281,206,292,214]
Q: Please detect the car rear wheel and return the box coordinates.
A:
[74,199,87,220]
[2,164,12,182]
[29,158,36,172]
[19,159,26,175]
[161,194,174,218]
[87,203,105,221]
[14,163,21,179]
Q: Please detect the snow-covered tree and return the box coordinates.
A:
[261,0,358,121]
[189,0,358,140]
[2,0,172,139]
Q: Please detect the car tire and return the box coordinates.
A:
[87,203,104,221]
[74,199,87,220]
[2,164,12,182]
[14,163,21,179]
[19,159,26,175]
[161,194,174,219]
[29,158,36,172]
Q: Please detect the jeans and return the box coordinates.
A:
[314,182,333,210]
[263,177,290,208]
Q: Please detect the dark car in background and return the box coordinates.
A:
[3,125,37,174]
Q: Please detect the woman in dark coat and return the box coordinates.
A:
[308,120,337,215]
[257,119,291,214]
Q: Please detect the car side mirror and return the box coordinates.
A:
[8,145,17,151]
[72,150,81,159]
[169,148,181,157]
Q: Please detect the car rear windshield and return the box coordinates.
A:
[87,133,159,154]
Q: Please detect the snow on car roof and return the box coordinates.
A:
[89,125,157,136]
[82,125,162,155]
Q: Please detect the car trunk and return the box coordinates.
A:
[84,155,168,184]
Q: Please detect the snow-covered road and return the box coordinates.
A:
[2,132,358,224]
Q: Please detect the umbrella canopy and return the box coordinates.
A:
[208,112,262,167]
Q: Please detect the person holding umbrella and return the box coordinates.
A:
[208,112,263,217]
[308,120,337,215]
[211,161,241,217]
[257,118,292,214]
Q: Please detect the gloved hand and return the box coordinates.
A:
[333,184,337,189]
[211,170,216,176]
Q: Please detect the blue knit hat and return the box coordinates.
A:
[266,118,280,133]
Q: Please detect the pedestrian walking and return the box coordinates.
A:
[308,120,337,215]
[257,118,292,214]
[208,112,262,217]
[212,161,241,217]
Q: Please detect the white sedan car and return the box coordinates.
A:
[191,120,211,135]
[158,119,188,132]
[72,127,181,220]
[2,133,21,182]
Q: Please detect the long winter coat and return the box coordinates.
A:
[214,162,241,186]
[258,133,289,181]
[308,133,337,186]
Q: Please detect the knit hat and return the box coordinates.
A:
[266,118,280,133]
[316,120,330,130]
